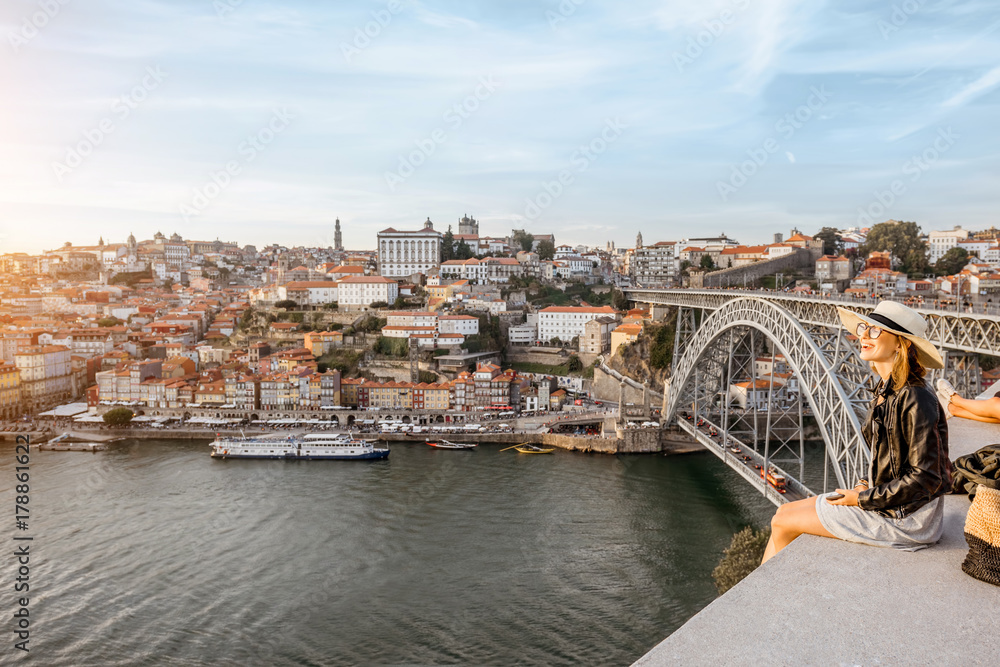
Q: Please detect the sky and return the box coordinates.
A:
[1,0,998,254]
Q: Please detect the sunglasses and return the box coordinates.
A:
[856,322,886,339]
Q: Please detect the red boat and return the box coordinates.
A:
[425,439,477,450]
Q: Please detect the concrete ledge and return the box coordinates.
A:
[636,416,1000,666]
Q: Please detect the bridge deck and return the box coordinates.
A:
[635,415,1000,666]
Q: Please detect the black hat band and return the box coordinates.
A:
[867,312,913,336]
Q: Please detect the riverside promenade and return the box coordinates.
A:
[635,414,1000,666]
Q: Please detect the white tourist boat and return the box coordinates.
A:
[210,433,389,460]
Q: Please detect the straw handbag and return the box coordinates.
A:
[962,485,1000,586]
[952,444,1000,587]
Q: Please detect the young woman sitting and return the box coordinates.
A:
[761,302,951,564]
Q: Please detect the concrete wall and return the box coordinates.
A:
[505,349,571,366]
[591,364,660,405]
[702,249,814,288]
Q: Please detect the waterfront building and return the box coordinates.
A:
[377,218,442,278]
[14,345,73,413]
[0,362,22,419]
[340,377,363,408]
[412,382,451,410]
[358,380,413,409]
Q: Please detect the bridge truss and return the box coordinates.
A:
[637,288,989,397]
[663,297,875,506]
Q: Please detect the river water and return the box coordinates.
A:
[7,438,778,666]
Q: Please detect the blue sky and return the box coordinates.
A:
[1,0,998,254]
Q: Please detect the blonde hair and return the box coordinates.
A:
[890,337,925,391]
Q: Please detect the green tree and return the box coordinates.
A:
[700,254,716,270]
[612,289,629,312]
[97,317,123,327]
[375,336,409,357]
[814,227,842,256]
[859,220,928,276]
[456,240,474,260]
[512,229,535,252]
[102,407,134,426]
[441,227,456,261]
[648,321,675,370]
[567,355,583,372]
[712,526,771,594]
[537,240,555,261]
[935,247,969,276]
[274,299,297,310]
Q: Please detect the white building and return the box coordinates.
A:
[377,218,442,278]
[438,315,479,335]
[279,281,339,307]
[336,276,399,309]
[537,305,620,343]
[928,226,970,264]
[386,311,439,329]
[508,323,536,345]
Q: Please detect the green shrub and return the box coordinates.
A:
[712,526,771,595]
[102,407,134,426]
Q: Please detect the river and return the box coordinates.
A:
[6,437,778,665]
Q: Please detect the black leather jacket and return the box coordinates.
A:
[856,378,951,519]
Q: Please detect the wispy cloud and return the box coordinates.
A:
[942,64,1000,107]
[1,0,999,252]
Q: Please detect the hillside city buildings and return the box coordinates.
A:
[3,219,1000,422]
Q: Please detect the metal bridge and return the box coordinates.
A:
[625,288,998,506]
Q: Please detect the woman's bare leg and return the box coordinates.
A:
[762,496,838,564]
[948,395,1000,423]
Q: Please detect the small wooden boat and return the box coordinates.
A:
[425,439,477,450]
[513,444,554,454]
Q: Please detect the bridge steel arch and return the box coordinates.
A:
[665,297,868,491]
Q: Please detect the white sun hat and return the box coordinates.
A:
[836,301,944,369]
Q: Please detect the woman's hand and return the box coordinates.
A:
[828,487,861,506]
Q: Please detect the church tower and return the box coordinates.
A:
[334,218,344,251]
[636,231,643,249]
[458,214,479,236]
